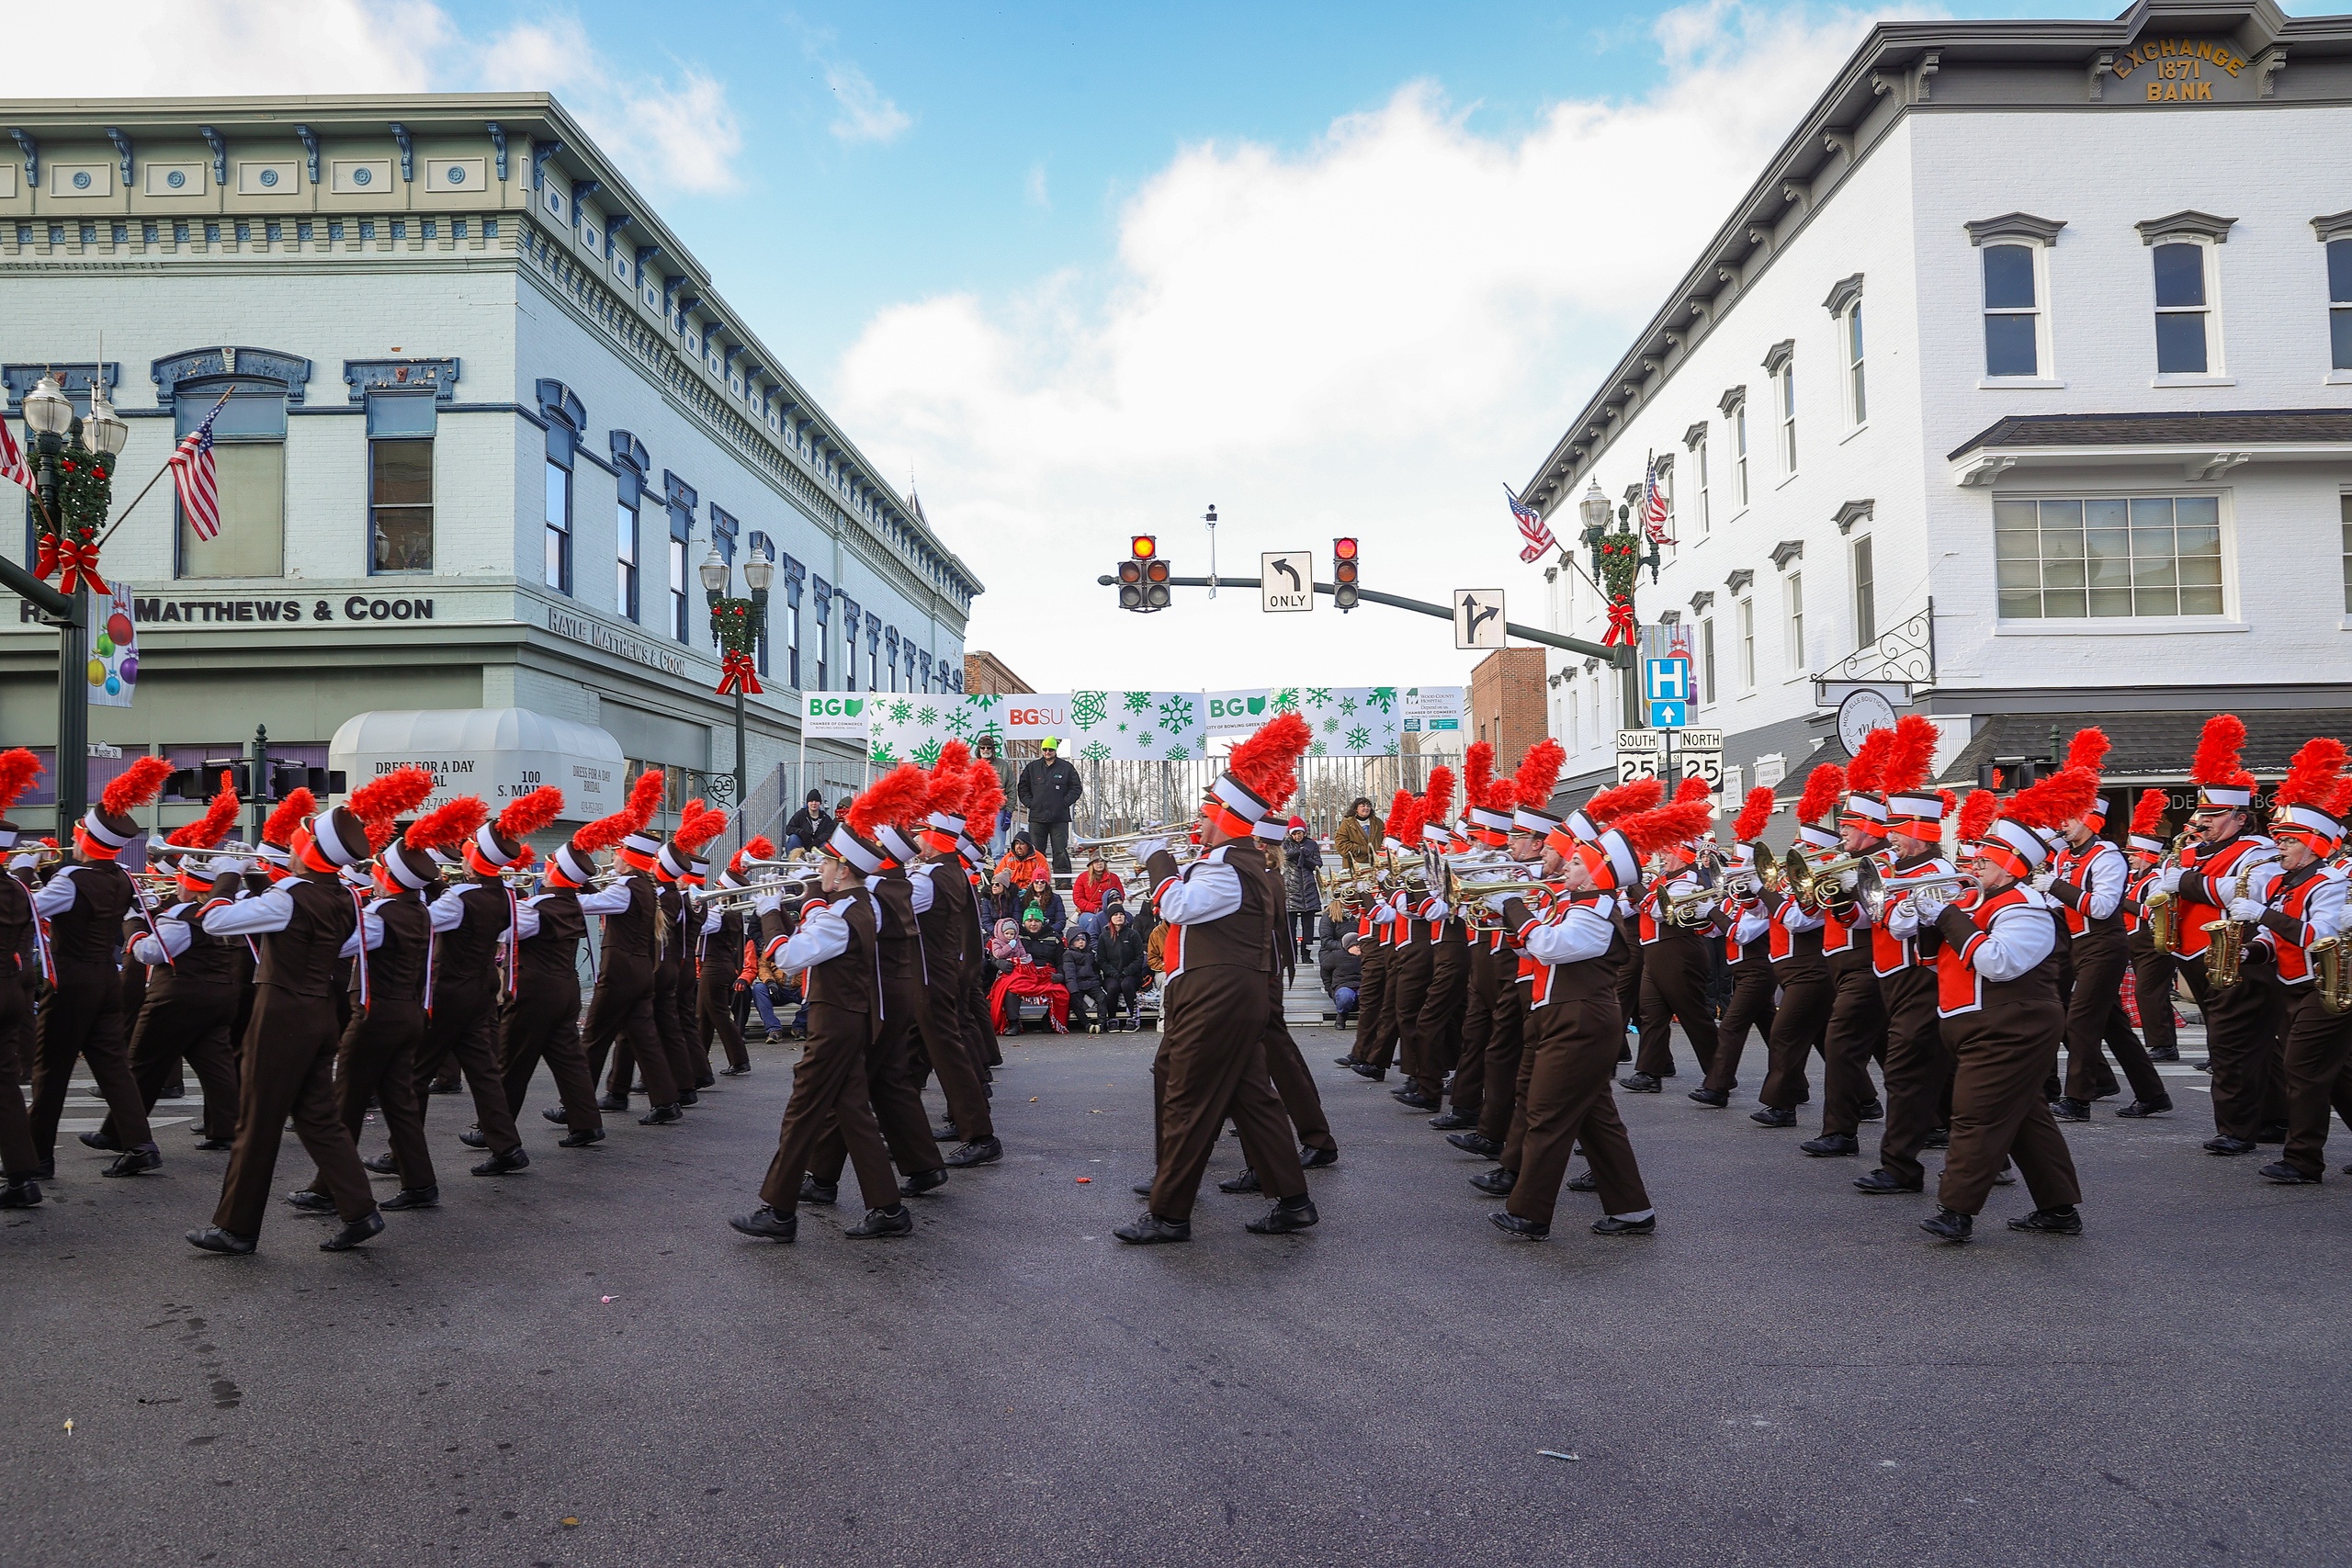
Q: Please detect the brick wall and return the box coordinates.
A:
[963,650,1033,694]
[1470,648,1548,765]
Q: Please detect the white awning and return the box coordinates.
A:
[329,707,625,824]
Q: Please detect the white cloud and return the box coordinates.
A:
[1025,163,1052,209]
[826,62,914,145]
[0,0,446,96]
[836,3,1897,690]
[480,17,745,195]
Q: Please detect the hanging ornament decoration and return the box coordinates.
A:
[710,595,763,695]
[1597,526,1641,648]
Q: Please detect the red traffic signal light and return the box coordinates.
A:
[1332,536,1360,610]
[1116,539,1171,612]
[1131,535,1157,560]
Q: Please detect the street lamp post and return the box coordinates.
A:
[702,540,774,824]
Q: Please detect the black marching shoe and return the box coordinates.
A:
[458,1130,490,1149]
[0,1176,42,1209]
[381,1186,439,1211]
[186,1226,256,1255]
[1301,1145,1339,1168]
[1591,1213,1657,1236]
[2203,1135,2257,1156]
[557,1127,605,1149]
[1489,1211,1548,1239]
[540,1107,571,1125]
[1131,1179,1156,1197]
[193,1135,233,1151]
[1919,1207,1973,1242]
[1393,1089,1441,1111]
[1469,1167,1518,1197]
[844,1204,915,1238]
[797,1174,840,1206]
[1428,1109,1478,1130]
[729,1205,798,1241]
[320,1212,386,1251]
[1114,1212,1192,1245]
[471,1146,530,1177]
[2051,1097,2091,1122]
[677,1089,700,1108]
[1218,1167,1261,1194]
[1689,1087,1730,1108]
[78,1129,122,1152]
[2007,1205,2083,1235]
[1800,1133,1860,1157]
[2256,1122,2290,1145]
[1566,1168,1597,1192]
[1619,1072,1661,1093]
[29,1161,54,1181]
[1923,1127,1951,1149]
[2146,1044,2181,1063]
[1350,1063,1387,1082]
[286,1189,338,1213]
[899,1167,949,1198]
[944,1137,1002,1168]
[1854,1168,1922,1194]
[363,1151,401,1174]
[638,1103,684,1126]
[2260,1160,2320,1185]
[931,1122,961,1143]
[2112,1097,2174,1118]
[596,1093,629,1113]
[1447,1131,1502,1159]
[1246,1196,1317,1235]
[102,1143,162,1177]
[718,1064,751,1077]
[1332,1055,1359,1068]
[1750,1106,1797,1128]
[1858,1100,1884,1122]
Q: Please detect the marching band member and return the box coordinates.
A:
[2044,731,2170,1122]
[1693,787,1781,1109]
[0,750,44,1209]
[2155,716,2287,1154]
[2121,790,2181,1065]
[955,760,1009,1078]
[28,756,175,1181]
[1399,767,1467,1113]
[1752,766,1842,1132]
[1625,776,1722,1095]
[2238,739,2352,1185]
[1116,711,1317,1244]
[433,789,555,1174]
[1917,766,2092,1243]
[907,747,1004,1163]
[1433,744,1509,1134]
[575,772,688,1125]
[699,839,762,1077]
[501,839,605,1148]
[1346,793,1422,1082]
[1489,795,1709,1238]
[189,803,381,1254]
[1853,744,1962,1195]
[1449,743,1564,1157]
[1804,734,1894,1158]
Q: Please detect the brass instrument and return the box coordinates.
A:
[2312,934,2352,1015]
[2201,853,2282,988]
[1853,863,1979,925]
[702,874,818,911]
[2143,830,2194,952]
[1658,883,1724,928]
[1781,848,1873,914]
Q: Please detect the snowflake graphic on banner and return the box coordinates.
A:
[1365,687,1397,713]
[889,701,912,724]
[1080,740,1112,761]
[1309,739,1329,757]
[1072,692,1108,730]
[1123,691,1153,715]
[944,706,975,738]
[1272,687,1300,713]
[1306,688,1332,708]
[1346,726,1372,751]
[870,739,899,764]
[912,739,943,768]
[1158,695,1194,733]
[1339,696,1358,716]
[1164,744,1191,761]
[916,705,937,727]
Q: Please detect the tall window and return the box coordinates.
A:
[616,501,640,622]
[1783,572,1805,672]
[542,459,571,593]
[1995,495,2224,619]
[179,391,286,579]
[814,597,831,691]
[1777,359,1798,474]
[1851,536,1876,648]
[667,536,687,639]
[2154,242,2215,374]
[365,392,434,573]
[1731,400,1749,509]
[1693,435,1711,536]
[1737,597,1756,691]
[866,622,880,691]
[2342,494,2351,613]
[1844,302,1867,424]
[1983,243,2042,377]
[785,594,802,688]
[1700,616,1717,705]
[1564,676,1578,753]
[2331,239,2352,372]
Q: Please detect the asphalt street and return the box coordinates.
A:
[8,1021,2352,1568]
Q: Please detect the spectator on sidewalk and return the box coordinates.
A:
[783,790,833,852]
[1281,817,1324,954]
[1071,855,1125,939]
[997,832,1048,890]
[1062,929,1108,1032]
[1018,738,1085,874]
[975,736,1016,856]
[1097,906,1148,1032]
[1334,795,1379,871]
[1324,932,1364,1028]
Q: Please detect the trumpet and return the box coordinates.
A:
[1071,827,1179,850]
[1854,863,1979,924]
[700,874,819,911]
[1658,884,1725,928]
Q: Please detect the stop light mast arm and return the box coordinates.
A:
[1092,574,1629,665]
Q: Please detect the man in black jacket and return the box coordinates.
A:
[784,792,834,852]
[1018,739,1084,874]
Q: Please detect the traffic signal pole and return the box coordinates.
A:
[1092,572,1632,665]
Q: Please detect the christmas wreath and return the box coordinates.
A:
[1596,528,1640,647]
[36,440,113,595]
[710,597,762,695]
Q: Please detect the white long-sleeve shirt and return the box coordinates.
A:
[1523,900,1616,966]
[1944,891,2057,981]
[205,884,299,936]
[1157,850,1245,926]
[130,899,201,965]
[777,897,854,971]
[30,864,89,918]
[577,880,634,917]
[338,898,408,959]
[1729,905,1770,946]
[426,882,492,934]
[2059,840,2127,920]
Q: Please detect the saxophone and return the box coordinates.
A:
[2313,934,2352,1015]
[2143,831,2193,952]
[2201,853,2281,989]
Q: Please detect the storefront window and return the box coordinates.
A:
[179,391,286,580]
[1996,495,2225,619]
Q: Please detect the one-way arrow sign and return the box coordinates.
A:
[1261,551,1314,613]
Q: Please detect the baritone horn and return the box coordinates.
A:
[1853,863,1978,924]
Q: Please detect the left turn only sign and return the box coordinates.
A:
[1261,552,1314,613]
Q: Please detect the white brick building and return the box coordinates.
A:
[1523,0,2352,810]
[0,94,980,837]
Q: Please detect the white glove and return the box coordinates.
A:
[2154,867,2184,895]
[1127,839,1169,863]
[1908,885,1950,917]
[2030,870,2055,892]
[1484,892,1518,914]
[2227,897,2268,924]
[752,894,783,917]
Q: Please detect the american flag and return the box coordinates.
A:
[168,394,230,541]
[1641,451,1673,548]
[0,412,30,494]
[1504,483,1556,565]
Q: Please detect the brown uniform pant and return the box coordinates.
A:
[698,961,748,1073]
[963,964,1001,1072]
[1759,961,1833,1112]
[1937,998,2080,1218]
[1475,978,1528,1144]
[1261,964,1335,1154]
[1614,936,1643,1063]
[212,989,377,1238]
[1147,965,1304,1223]
[1819,948,1889,1137]
[1408,937,1467,1099]
[501,979,601,1134]
[0,974,37,1176]
[913,981,998,1142]
[111,982,242,1143]
[2060,931,2166,1103]
[418,984,524,1157]
[28,964,150,1165]
[2182,958,2289,1141]
[1875,966,1950,1187]
[309,998,433,1192]
[1702,957,1776,1093]
[811,995,943,1182]
[1348,940,1391,1066]
[1507,1003,1652,1229]
[582,969,683,1109]
[2274,982,2352,1179]
[1635,933,1720,1079]
[2130,934,2178,1056]
[1383,939,1431,1080]
[1448,942,1500,1117]
[758,1002,899,1213]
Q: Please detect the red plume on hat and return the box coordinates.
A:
[729,834,776,877]
[495,785,565,843]
[1958,788,1998,845]
[2128,788,2167,841]
[1795,763,1844,827]
[100,756,173,818]
[1844,728,1894,795]
[1420,764,1455,828]
[849,763,930,838]
[1486,778,1519,815]
[2191,714,2252,789]
[573,771,663,854]
[961,760,1004,833]
[1672,774,1712,807]
[2331,777,2352,819]
[348,766,435,829]
[1615,798,1716,858]
[674,799,730,856]
[1462,742,1495,813]
[0,748,41,816]
[1511,739,1565,812]
[2000,764,2099,832]
[1382,789,1420,844]
[406,795,489,852]
[623,768,665,830]
[1938,788,1959,821]
[261,787,317,849]
[2277,737,2348,812]
[927,740,975,817]
[1732,784,1775,843]
[1879,714,1939,795]
[1228,711,1313,804]
[166,771,242,849]
[2064,727,2112,777]
[1584,776,1662,828]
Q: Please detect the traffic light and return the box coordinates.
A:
[1116,536,1172,613]
[1332,536,1360,611]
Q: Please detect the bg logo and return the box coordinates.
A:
[808,697,865,718]
[1207,696,1268,719]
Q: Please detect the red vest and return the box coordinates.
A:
[2052,840,2122,937]
[1871,856,1953,976]
[1934,886,2038,1018]
[2173,837,2263,959]
[2268,867,2331,985]
[1525,893,1607,1010]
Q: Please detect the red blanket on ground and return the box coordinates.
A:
[989,962,1069,1033]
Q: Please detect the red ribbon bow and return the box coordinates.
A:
[1601,595,1637,647]
[716,649,763,696]
[33,535,108,597]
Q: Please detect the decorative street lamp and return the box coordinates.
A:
[703,540,774,818]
